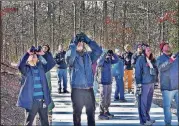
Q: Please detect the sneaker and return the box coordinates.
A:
[143,120,153,126]
[119,99,127,102]
[63,90,70,93]
[98,114,109,120]
[104,112,114,118]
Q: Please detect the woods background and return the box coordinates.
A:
[0,1,178,64]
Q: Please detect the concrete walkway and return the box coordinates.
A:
[50,69,178,126]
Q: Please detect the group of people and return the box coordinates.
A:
[16,32,178,126]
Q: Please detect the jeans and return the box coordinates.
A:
[57,68,67,91]
[162,90,179,125]
[138,83,154,125]
[99,84,112,114]
[71,88,96,126]
[114,76,125,100]
[25,99,49,126]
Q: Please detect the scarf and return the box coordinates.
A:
[146,57,153,68]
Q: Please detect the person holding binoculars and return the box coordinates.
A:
[135,44,158,126]
[65,32,102,126]
[96,49,118,120]
[16,45,56,126]
[157,42,179,126]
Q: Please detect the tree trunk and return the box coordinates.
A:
[147,2,151,45]
[73,2,77,36]
[0,1,2,65]
[93,2,97,40]
[112,1,116,49]
[103,1,108,48]
[79,1,85,32]
[33,1,37,46]
[58,1,63,45]
[20,5,24,55]
[122,1,127,51]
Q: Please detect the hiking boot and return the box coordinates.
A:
[128,89,132,94]
[63,90,70,93]
[143,120,153,126]
[114,97,119,101]
[58,88,62,94]
[98,114,109,120]
[119,99,127,102]
[104,112,114,118]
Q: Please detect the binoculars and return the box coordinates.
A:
[30,46,42,54]
[76,32,85,42]
[107,50,114,56]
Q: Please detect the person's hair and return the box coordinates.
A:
[59,44,63,48]
[143,45,155,62]
[43,44,50,52]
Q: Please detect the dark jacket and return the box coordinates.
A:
[17,52,56,110]
[65,40,102,89]
[97,52,118,85]
[131,52,143,68]
[122,51,133,70]
[135,55,158,85]
[54,51,67,69]
[156,53,178,91]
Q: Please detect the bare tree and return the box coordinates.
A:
[33,1,37,46]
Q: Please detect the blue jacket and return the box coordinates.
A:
[65,40,102,89]
[97,52,118,85]
[54,51,67,69]
[156,53,178,91]
[17,52,56,109]
[112,57,124,78]
[131,52,143,68]
[135,55,158,85]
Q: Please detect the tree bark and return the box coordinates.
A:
[103,1,108,48]
[122,1,127,51]
[73,2,77,36]
[33,1,37,46]
[0,1,2,66]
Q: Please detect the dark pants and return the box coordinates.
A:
[25,99,49,126]
[138,83,154,125]
[71,88,96,126]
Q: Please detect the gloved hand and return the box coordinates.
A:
[136,84,142,96]
[36,46,42,52]
[29,46,36,53]
[27,46,35,55]
[154,83,158,89]
[81,32,91,44]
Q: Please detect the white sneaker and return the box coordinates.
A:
[143,121,153,126]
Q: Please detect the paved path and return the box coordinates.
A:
[50,69,178,126]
